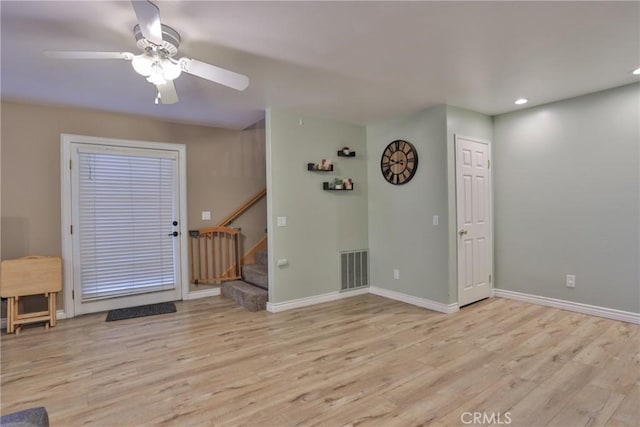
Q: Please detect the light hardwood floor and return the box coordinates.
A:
[1,295,638,426]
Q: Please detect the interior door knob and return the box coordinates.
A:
[168,231,179,237]
[458,229,468,236]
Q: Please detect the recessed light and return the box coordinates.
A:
[514,98,528,105]
[633,67,640,75]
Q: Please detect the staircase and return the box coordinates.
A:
[221,250,268,311]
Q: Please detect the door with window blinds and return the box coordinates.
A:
[71,144,182,315]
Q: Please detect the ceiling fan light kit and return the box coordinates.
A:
[44,0,249,105]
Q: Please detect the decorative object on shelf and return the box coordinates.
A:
[323,181,354,191]
[307,160,334,171]
[337,148,356,157]
[381,139,418,185]
[343,178,353,190]
[334,178,343,190]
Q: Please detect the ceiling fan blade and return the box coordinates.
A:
[44,51,134,60]
[131,0,163,45]
[180,58,249,91]
[156,80,178,104]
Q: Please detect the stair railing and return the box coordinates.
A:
[217,188,267,227]
[190,188,267,284]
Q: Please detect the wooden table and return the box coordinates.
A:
[1,256,62,334]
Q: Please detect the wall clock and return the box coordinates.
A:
[380,139,418,185]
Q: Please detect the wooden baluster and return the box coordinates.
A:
[189,235,195,284]
[225,232,230,279]
[217,231,223,283]
[198,235,203,283]
[205,234,210,283]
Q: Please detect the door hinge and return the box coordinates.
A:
[489,274,492,283]
[72,290,75,300]
[70,225,73,234]
[488,160,491,169]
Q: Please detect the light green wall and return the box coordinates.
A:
[493,83,640,313]
[266,85,638,314]
[366,105,450,303]
[266,110,368,303]
[445,106,494,303]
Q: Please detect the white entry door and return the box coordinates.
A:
[64,137,185,315]
[455,135,492,307]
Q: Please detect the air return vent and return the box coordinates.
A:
[340,249,369,291]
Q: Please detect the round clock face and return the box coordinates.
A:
[380,139,418,185]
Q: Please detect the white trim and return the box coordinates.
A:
[266,288,369,313]
[493,289,640,324]
[265,109,276,305]
[2,310,67,330]
[61,134,189,318]
[369,286,459,314]
[183,287,221,300]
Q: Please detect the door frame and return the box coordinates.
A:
[454,134,493,306]
[61,134,189,318]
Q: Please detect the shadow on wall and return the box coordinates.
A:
[1,216,30,259]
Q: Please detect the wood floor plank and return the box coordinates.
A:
[547,384,625,427]
[1,294,638,426]
[605,385,640,427]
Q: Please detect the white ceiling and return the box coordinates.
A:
[2,1,639,130]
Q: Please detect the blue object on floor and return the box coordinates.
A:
[0,406,49,427]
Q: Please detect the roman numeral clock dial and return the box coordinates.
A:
[380,139,418,185]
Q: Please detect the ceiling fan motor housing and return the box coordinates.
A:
[134,24,181,57]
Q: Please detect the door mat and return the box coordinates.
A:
[106,302,177,322]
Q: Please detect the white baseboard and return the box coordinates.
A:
[2,309,67,329]
[369,286,459,314]
[266,288,369,313]
[183,287,221,300]
[493,289,640,324]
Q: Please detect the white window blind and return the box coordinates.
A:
[77,148,177,301]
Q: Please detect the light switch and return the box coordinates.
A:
[277,258,288,267]
[201,211,211,221]
[432,215,439,226]
[277,216,287,227]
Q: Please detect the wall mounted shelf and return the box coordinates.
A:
[308,163,334,172]
[337,151,356,157]
[323,182,354,191]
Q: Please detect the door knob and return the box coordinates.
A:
[172,221,178,226]
[168,231,179,237]
[458,229,468,236]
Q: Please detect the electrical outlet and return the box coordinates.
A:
[393,269,400,280]
[432,215,439,226]
[201,211,211,221]
[566,274,576,288]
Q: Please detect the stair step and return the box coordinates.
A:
[242,264,268,289]
[221,280,267,312]
[254,250,268,266]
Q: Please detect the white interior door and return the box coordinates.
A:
[455,135,492,307]
[69,141,183,315]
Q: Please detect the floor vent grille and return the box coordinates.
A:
[340,249,369,291]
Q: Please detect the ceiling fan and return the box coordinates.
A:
[45,0,249,104]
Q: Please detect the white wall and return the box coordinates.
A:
[493,83,640,313]
[266,110,368,303]
[366,105,450,303]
